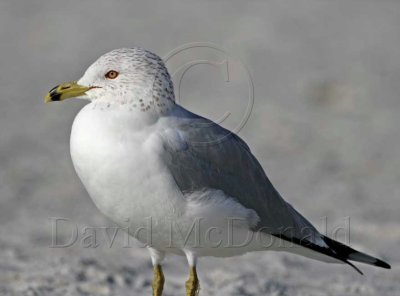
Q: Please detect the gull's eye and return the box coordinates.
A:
[105,70,119,79]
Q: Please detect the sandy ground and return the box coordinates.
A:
[0,1,399,295]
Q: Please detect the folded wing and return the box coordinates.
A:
[159,106,390,273]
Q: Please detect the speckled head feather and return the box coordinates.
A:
[78,47,175,112]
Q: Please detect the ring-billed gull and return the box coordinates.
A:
[44,48,390,296]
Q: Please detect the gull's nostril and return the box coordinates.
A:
[60,84,71,90]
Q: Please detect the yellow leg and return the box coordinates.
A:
[185,266,200,296]
[152,265,165,296]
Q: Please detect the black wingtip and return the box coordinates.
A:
[374,259,391,269]
[323,236,391,271]
[273,234,391,274]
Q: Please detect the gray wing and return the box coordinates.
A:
[159,107,392,274]
[159,107,323,245]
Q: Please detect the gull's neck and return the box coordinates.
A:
[90,90,176,126]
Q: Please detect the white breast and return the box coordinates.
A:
[70,103,185,246]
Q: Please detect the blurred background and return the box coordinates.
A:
[0,1,399,295]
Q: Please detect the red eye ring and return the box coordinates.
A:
[105,70,119,79]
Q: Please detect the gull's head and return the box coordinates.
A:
[45,48,175,110]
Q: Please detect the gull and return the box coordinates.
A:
[45,47,390,296]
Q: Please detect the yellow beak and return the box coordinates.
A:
[44,81,91,103]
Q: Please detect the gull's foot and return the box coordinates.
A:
[185,266,200,296]
[152,265,165,296]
